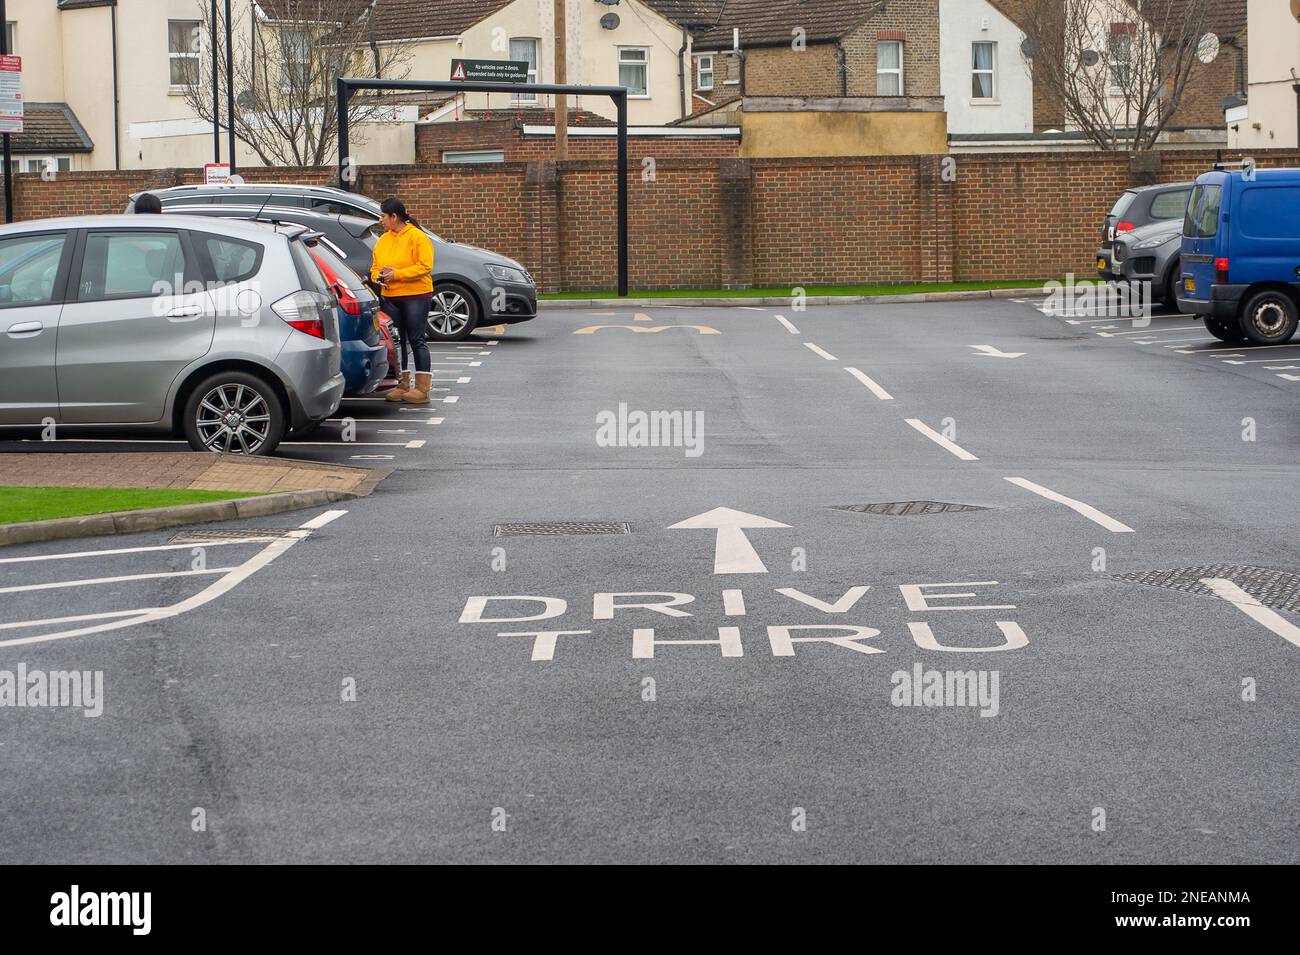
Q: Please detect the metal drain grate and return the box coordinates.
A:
[831,501,990,516]
[169,527,300,544]
[1110,564,1300,613]
[493,521,631,537]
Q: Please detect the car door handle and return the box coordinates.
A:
[165,305,204,320]
[6,320,42,336]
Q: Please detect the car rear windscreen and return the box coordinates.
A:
[1108,192,1136,218]
[1187,184,1222,238]
[312,244,369,293]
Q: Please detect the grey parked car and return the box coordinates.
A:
[1096,182,1193,281]
[0,215,343,455]
[129,185,538,341]
[1109,219,1184,309]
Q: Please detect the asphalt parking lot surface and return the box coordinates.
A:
[2,299,1298,864]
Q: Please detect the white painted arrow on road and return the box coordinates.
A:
[969,344,1026,358]
[669,507,790,575]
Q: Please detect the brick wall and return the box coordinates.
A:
[12,147,1300,293]
[415,120,740,163]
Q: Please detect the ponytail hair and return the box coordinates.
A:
[380,196,422,231]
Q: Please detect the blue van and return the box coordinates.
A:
[1177,165,1300,344]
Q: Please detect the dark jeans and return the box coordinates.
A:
[381,293,432,375]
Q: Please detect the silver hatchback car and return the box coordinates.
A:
[0,215,343,455]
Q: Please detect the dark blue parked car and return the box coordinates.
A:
[1177,164,1300,344]
[306,242,386,396]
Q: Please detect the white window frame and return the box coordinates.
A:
[618,46,650,99]
[9,156,72,175]
[876,40,903,96]
[168,19,201,92]
[1107,31,1133,93]
[971,41,997,102]
[443,149,506,164]
[696,54,714,91]
[510,37,540,105]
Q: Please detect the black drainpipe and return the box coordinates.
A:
[678,26,688,119]
[111,2,120,169]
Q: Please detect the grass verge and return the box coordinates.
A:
[0,487,262,525]
[540,280,1054,301]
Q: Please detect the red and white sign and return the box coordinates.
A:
[204,162,232,185]
[0,55,23,135]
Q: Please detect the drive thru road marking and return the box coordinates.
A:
[1004,477,1135,533]
[904,419,978,461]
[1201,578,1300,650]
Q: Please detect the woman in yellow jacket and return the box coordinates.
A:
[371,197,435,403]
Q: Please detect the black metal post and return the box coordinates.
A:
[224,0,235,173]
[210,0,220,163]
[1,0,11,224]
[336,79,352,191]
[615,91,628,297]
[335,78,630,295]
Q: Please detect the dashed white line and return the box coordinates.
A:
[845,367,894,400]
[774,314,800,334]
[1004,477,1134,533]
[804,342,838,361]
[904,419,978,461]
[1201,578,1300,649]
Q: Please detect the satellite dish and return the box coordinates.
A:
[236,90,256,110]
[600,12,620,30]
[1196,32,1220,65]
[1080,49,1099,67]
[1292,0,1300,22]
[1020,36,1040,58]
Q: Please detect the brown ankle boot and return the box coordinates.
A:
[386,371,412,401]
[403,372,432,404]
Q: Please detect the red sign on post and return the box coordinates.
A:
[0,55,22,135]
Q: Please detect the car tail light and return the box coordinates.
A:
[272,290,328,339]
[338,293,362,317]
[1116,221,1135,233]
[1214,257,1230,284]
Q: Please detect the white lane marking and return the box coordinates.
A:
[969,344,1025,358]
[377,429,415,434]
[1278,374,1300,382]
[1199,344,1300,353]
[738,306,766,311]
[431,361,482,367]
[351,454,394,460]
[284,441,411,447]
[804,342,838,361]
[774,314,800,334]
[1201,578,1300,649]
[668,507,790,575]
[405,440,427,449]
[486,340,500,345]
[904,419,978,461]
[1109,326,1203,337]
[1266,365,1300,370]
[0,566,233,596]
[426,417,445,424]
[844,367,894,400]
[1222,359,1300,365]
[0,511,346,647]
[1004,477,1134,533]
[0,609,163,632]
[1133,337,1216,344]
[0,538,275,564]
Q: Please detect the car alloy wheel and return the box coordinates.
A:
[195,382,273,454]
[429,289,472,337]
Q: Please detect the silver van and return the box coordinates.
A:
[0,215,343,455]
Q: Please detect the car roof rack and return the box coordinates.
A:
[1212,157,1256,175]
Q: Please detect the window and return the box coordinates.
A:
[1193,184,1222,239]
[510,37,539,104]
[697,55,714,91]
[619,48,649,97]
[443,150,506,164]
[77,232,187,301]
[1108,30,1133,90]
[200,235,263,284]
[8,157,71,175]
[5,21,15,54]
[1149,189,1191,221]
[283,30,311,89]
[876,41,903,96]
[168,20,200,88]
[971,41,996,100]
[0,233,67,307]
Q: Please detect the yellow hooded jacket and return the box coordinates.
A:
[370,222,434,296]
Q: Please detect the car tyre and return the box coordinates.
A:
[427,283,479,342]
[1240,289,1299,346]
[182,370,286,456]
[1203,317,1244,342]
[1164,262,1180,310]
